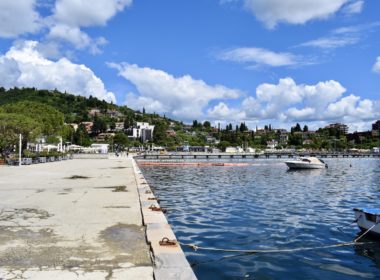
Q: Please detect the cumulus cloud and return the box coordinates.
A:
[286,107,316,120]
[218,47,303,67]
[243,0,350,29]
[373,57,380,73]
[0,0,41,38]
[44,0,132,52]
[0,0,130,54]
[47,24,107,54]
[241,78,378,125]
[0,40,115,102]
[109,63,242,120]
[53,0,132,27]
[208,102,246,120]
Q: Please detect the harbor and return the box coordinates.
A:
[139,157,380,279]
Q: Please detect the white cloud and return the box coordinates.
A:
[47,24,107,54]
[109,63,242,120]
[0,40,115,103]
[208,102,246,120]
[218,47,301,67]
[299,36,359,49]
[53,0,132,27]
[249,78,344,119]
[243,0,349,29]
[325,94,375,120]
[373,57,380,73]
[241,77,379,125]
[124,92,167,113]
[286,107,316,119]
[343,0,364,14]
[0,0,131,54]
[48,24,91,48]
[43,0,131,53]
[297,22,379,50]
[0,0,41,38]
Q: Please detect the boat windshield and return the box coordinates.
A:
[301,158,311,163]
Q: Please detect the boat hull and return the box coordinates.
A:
[285,162,326,169]
[354,209,380,236]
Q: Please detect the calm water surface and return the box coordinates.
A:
[140,158,380,279]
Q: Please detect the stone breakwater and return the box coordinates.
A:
[133,159,197,280]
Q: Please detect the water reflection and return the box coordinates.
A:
[354,236,380,268]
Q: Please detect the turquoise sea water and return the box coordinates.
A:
[140,158,380,279]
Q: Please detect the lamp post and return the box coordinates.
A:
[19,134,22,166]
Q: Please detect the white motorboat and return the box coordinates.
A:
[285,157,327,169]
[354,208,380,236]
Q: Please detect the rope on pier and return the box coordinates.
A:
[180,224,376,255]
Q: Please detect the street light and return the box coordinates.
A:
[19,134,22,166]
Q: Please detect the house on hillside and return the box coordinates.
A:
[114,122,125,132]
[128,122,155,142]
[80,122,93,133]
[106,109,123,118]
[266,140,278,149]
[325,123,349,135]
[166,129,176,137]
[88,108,101,117]
[96,133,115,142]
[205,135,218,144]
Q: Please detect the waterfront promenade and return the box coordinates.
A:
[0,158,153,279]
[135,151,380,161]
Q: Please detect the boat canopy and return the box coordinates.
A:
[354,208,380,215]
[300,157,324,164]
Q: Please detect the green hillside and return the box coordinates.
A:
[0,87,187,156]
[0,87,128,123]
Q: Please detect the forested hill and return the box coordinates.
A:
[0,87,135,123]
[0,87,187,153]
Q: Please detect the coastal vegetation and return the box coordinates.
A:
[0,87,379,158]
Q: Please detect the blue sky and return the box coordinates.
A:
[0,0,379,131]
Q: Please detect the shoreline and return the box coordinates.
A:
[132,158,197,280]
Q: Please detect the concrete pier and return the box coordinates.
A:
[0,158,153,279]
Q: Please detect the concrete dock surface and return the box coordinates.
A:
[0,158,153,280]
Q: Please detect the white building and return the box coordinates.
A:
[132,122,155,142]
[225,146,244,153]
[245,147,256,153]
[91,143,109,154]
[29,136,64,152]
[266,140,278,150]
